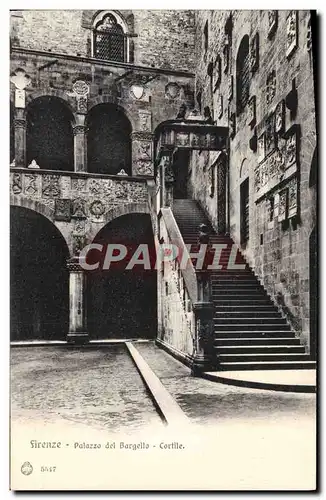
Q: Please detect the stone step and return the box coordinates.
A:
[214,317,287,325]
[217,360,316,371]
[213,330,295,338]
[214,337,301,346]
[216,344,304,353]
[212,283,265,289]
[212,290,268,296]
[212,298,272,304]
[214,323,291,331]
[218,353,309,362]
[214,311,281,318]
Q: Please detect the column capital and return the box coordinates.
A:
[67,257,85,273]
[14,117,27,129]
[73,124,87,136]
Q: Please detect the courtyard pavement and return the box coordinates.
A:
[10,342,317,490]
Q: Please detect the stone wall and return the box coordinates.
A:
[10,48,195,175]
[10,10,196,72]
[188,10,317,349]
[10,168,150,256]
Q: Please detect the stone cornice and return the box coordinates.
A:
[10,46,195,79]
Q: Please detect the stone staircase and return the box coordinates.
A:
[172,199,315,371]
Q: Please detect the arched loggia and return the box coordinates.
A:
[87,213,157,339]
[26,96,74,171]
[10,206,69,341]
[87,103,132,175]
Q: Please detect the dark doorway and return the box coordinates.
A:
[87,104,132,175]
[10,206,69,341]
[173,150,189,199]
[309,226,317,359]
[216,157,227,233]
[26,96,74,171]
[240,177,249,246]
[87,213,157,339]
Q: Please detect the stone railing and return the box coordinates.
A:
[157,207,215,374]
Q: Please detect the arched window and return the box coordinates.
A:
[236,36,250,114]
[93,12,127,62]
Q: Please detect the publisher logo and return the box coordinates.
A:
[21,462,33,476]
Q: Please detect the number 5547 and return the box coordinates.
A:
[41,466,56,472]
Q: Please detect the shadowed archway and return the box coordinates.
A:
[26,96,74,171]
[10,206,69,340]
[86,103,132,175]
[87,213,157,339]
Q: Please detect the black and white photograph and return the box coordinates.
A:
[9,8,318,491]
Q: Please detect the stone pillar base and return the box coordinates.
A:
[191,353,216,376]
[66,332,89,344]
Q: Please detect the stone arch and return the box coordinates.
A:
[87,96,137,131]
[26,89,77,119]
[88,202,150,244]
[26,95,75,171]
[86,207,156,340]
[86,101,133,175]
[10,195,71,255]
[239,158,249,179]
[11,204,70,341]
[81,10,134,33]
[236,35,250,114]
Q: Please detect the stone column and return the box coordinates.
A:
[66,258,89,343]
[192,301,215,375]
[192,271,214,375]
[159,153,174,208]
[14,108,27,168]
[73,119,87,173]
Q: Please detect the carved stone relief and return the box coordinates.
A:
[265,113,277,156]
[275,100,285,135]
[266,70,276,106]
[73,235,86,256]
[257,133,265,163]
[268,11,278,38]
[73,219,86,234]
[139,112,152,132]
[67,80,90,114]
[288,178,298,218]
[254,126,299,201]
[89,200,106,219]
[248,96,256,128]
[55,199,71,221]
[24,173,38,196]
[135,160,153,176]
[286,11,298,58]
[72,198,87,218]
[165,82,180,99]
[217,94,223,119]
[12,173,22,194]
[42,175,60,198]
[71,178,87,193]
[278,189,288,221]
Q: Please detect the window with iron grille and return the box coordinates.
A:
[236,35,250,114]
[93,13,127,62]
